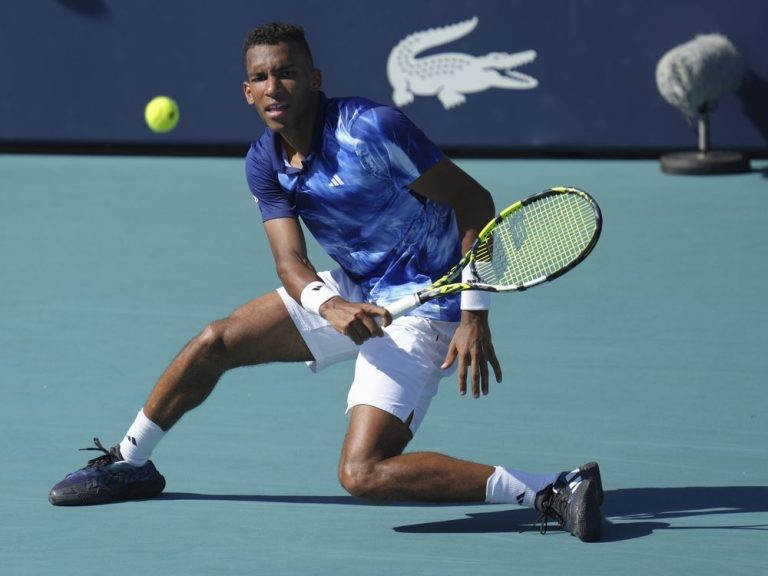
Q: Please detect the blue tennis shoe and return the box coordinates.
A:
[48,438,165,506]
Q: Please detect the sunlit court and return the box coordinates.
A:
[1,1,766,575]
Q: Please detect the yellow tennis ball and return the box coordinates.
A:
[144,96,180,133]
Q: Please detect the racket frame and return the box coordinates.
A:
[385,186,602,319]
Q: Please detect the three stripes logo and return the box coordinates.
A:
[329,174,344,187]
[126,435,137,446]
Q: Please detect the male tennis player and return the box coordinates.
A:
[49,22,603,541]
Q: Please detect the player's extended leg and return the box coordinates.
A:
[144,290,312,430]
[48,291,310,506]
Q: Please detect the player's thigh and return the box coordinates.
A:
[340,404,412,468]
[340,317,457,467]
[223,290,312,365]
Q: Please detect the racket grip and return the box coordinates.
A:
[385,294,423,320]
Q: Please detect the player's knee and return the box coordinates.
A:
[194,320,235,370]
[338,461,384,501]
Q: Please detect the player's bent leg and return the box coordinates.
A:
[337,404,412,499]
[338,318,493,502]
[338,404,493,502]
[338,406,603,540]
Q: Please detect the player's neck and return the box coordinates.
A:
[280,139,306,169]
[279,95,319,169]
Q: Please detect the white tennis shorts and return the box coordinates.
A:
[277,269,458,434]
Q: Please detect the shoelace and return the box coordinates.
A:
[79,437,121,468]
[534,489,568,535]
[532,471,574,535]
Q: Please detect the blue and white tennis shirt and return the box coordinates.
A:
[245,93,460,321]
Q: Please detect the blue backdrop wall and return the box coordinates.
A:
[1,0,766,154]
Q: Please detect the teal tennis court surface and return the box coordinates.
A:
[2,155,766,575]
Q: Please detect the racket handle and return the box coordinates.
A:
[385,294,423,320]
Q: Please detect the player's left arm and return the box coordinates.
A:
[409,156,503,398]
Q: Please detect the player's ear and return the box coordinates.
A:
[310,68,322,91]
[243,81,255,105]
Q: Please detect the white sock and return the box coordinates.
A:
[118,409,166,466]
[485,466,559,508]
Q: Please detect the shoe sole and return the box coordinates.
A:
[49,475,166,506]
[579,462,603,506]
[48,463,166,506]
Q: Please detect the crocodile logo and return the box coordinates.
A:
[387,17,537,110]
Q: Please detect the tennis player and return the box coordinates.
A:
[49,22,603,541]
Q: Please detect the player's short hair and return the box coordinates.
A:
[243,22,314,65]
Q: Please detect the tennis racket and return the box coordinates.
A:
[385,186,602,319]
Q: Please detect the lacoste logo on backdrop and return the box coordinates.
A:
[387,17,538,110]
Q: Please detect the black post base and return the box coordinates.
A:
[660,150,751,175]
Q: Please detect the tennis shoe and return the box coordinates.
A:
[48,438,165,506]
[534,463,603,542]
[573,461,603,506]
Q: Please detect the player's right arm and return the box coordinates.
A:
[263,217,389,344]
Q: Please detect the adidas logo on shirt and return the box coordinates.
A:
[329,174,344,187]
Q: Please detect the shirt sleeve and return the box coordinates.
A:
[349,106,443,187]
[244,142,297,222]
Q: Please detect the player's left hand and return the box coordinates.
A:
[442,310,502,398]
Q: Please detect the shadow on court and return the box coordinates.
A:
[393,487,768,541]
[159,492,468,507]
[158,487,768,541]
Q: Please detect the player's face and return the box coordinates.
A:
[243,41,321,136]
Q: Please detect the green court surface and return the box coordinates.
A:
[1,155,766,575]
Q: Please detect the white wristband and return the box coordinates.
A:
[460,266,491,311]
[300,281,338,315]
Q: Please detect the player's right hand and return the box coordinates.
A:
[319,298,391,345]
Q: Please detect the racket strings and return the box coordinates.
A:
[474,194,597,287]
